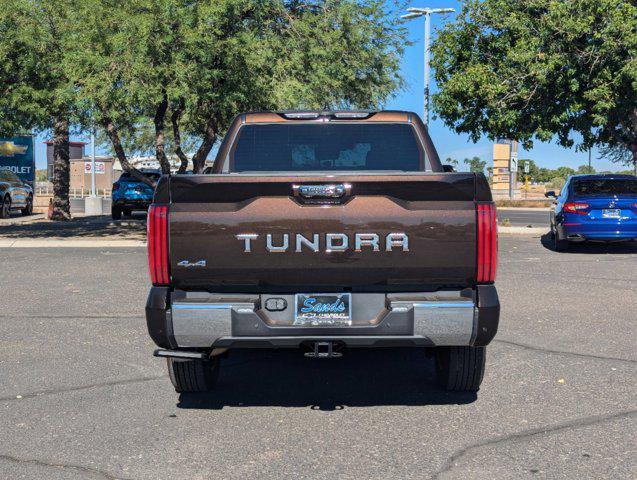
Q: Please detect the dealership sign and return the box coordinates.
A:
[85,161,105,174]
[0,136,35,185]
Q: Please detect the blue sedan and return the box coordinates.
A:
[547,174,637,251]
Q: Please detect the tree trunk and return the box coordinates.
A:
[51,115,71,221]
[154,94,171,174]
[102,117,156,187]
[172,101,190,174]
[191,115,219,174]
[633,148,637,177]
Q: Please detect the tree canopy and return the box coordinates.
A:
[70,0,408,177]
[463,155,487,174]
[431,0,637,173]
[0,0,83,219]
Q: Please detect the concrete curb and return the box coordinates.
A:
[0,238,146,248]
[498,226,547,235]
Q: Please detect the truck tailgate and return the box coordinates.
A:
[166,174,482,291]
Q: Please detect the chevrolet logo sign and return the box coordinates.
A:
[0,141,28,157]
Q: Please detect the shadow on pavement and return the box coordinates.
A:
[540,233,637,254]
[0,213,147,239]
[177,348,477,410]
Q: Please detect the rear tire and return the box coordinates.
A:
[21,195,33,216]
[111,206,122,220]
[123,208,132,217]
[0,196,10,218]
[167,357,219,393]
[435,346,486,392]
[554,230,569,252]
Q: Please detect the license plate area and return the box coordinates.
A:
[602,209,620,218]
[294,293,352,326]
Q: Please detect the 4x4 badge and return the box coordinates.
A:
[177,260,206,268]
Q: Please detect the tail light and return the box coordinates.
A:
[147,205,169,285]
[477,202,497,283]
[563,202,589,214]
[112,183,120,191]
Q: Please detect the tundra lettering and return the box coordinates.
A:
[237,232,409,253]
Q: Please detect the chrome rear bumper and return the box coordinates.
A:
[146,287,499,349]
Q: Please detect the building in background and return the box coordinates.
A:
[491,140,518,198]
[71,156,119,193]
[46,140,86,180]
[45,141,119,194]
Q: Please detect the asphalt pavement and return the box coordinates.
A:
[0,236,635,479]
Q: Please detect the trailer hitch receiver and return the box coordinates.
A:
[304,341,343,358]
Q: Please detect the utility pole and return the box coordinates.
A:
[401,7,455,127]
[91,128,96,197]
[84,127,103,215]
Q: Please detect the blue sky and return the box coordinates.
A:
[35,0,619,171]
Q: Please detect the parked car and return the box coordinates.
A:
[546,174,637,251]
[111,170,160,219]
[0,169,33,218]
[145,110,499,395]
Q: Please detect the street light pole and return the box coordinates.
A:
[91,128,96,198]
[423,12,430,126]
[84,127,103,215]
[401,7,455,127]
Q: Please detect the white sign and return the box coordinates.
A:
[509,158,518,173]
[85,162,105,174]
[524,161,530,173]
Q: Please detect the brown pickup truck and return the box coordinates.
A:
[146,110,499,394]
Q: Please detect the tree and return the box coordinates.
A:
[444,157,459,169]
[0,0,80,219]
[577,164,596,175]
[517,159,539,182]
[71,0,408,181]
[463,156,486,174]
[431,0,637,175]
[598,144,635,174]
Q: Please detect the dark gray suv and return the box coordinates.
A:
[0,169,33,218]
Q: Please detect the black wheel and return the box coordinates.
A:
[21,195,33,216]
[0,195,10,219]
[111,206,122,220]
[435,346,486,392]
[553,230,569,252]
[167,357,219,393]
[123,208,132,217]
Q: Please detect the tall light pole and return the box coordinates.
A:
[84,126,103,215]
[401,7,454,127]
[90,128,96,198]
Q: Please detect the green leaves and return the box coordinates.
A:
[1,0,408,170]
[431,0,637,168]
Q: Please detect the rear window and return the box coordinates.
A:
[228,123,425,172]
[573,178,637,196]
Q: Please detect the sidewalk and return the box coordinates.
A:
[0,213,147,246]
